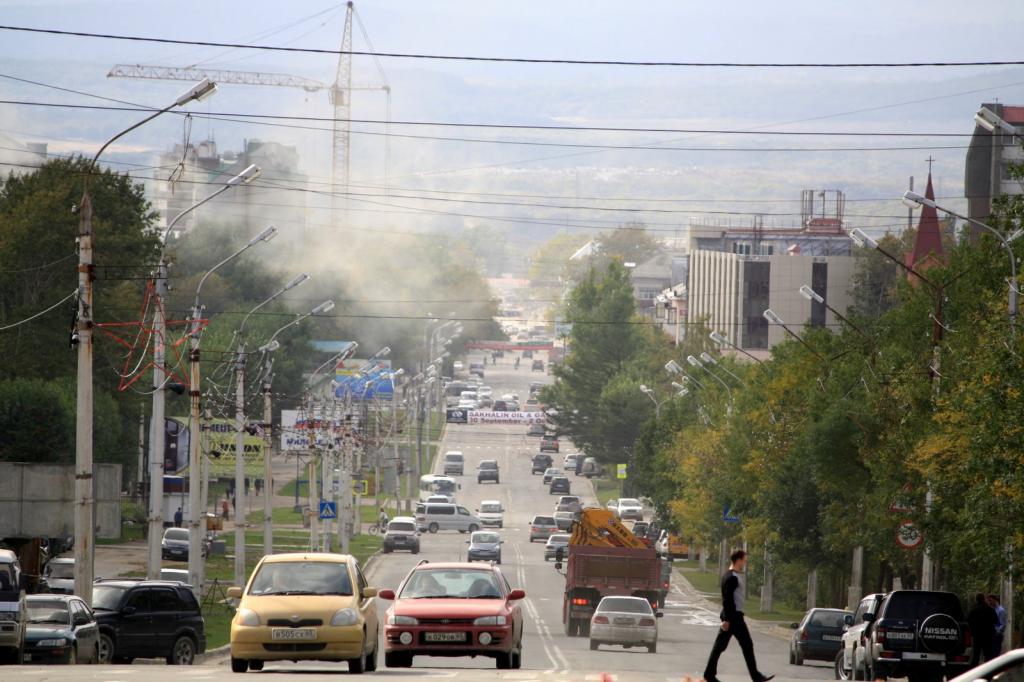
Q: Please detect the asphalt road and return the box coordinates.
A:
[7,356,837,682]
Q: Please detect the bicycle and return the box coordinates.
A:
[367,521,386,535]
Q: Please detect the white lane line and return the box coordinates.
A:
[513,540,565,673]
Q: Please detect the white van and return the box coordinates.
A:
[442,451,465,476]
[477,500,505,528]
[417,503,482,534]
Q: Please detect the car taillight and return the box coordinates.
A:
[800,630,809,641]
[663,582,669,589]
[875,627,886,645]
[964,629,973,647]
[531,526,538,531]
[639,618,656,626]
[593,615,609,624]
[572,597,589,606]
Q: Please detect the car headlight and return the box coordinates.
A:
[37,638,68,647]
[387,614,419,626]
[236,608,260,627]
[330,608,359,626]
[473,615,507,626]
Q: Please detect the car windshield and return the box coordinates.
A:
[548,534,570,544]
[399,568,503,599]
[883,592,964,620]
[598,597,653,614]
[248,561,354,596]
[619,498,641,507]
[472,532,500,544]
[479,461,498,469]
[91,585,126,611]
[810,610,849,627]
[545,469,560,475]
[388,522,416,532]
[445,454,463,461]
[480,503,502,513]
[27,600,70,624]
[47,562,74,579]
[164,529,188,541]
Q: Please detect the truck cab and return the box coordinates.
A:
[0,548,27,664]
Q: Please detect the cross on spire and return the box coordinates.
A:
[925,156,935,174]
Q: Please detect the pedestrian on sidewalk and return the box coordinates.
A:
[255,479,262,497]
[221,497,230,522]
[968,593,998,666]
[173,507,183,528]
[988,594,1007,657]
[702,549,774,682]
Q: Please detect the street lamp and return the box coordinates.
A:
[664,359,705,389]
[699,352,748,388]
[975,106,1021,138]
[184,224,277,592]
[798,284,868,338]
[231,274,309,586]
[763,309,825,360]
[146,164,265,581]
[902,190,1020,333]
[687,355,733,410]
[74,78,218,601]
[709,330,768,368]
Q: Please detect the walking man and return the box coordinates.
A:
[987,594,1007,658]
[967,593,997,666]
[173,506,183,528]
[703,549,774,682]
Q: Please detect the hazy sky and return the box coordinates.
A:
[1,0,1022,239]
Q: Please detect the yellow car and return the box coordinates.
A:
[227,553,379,674]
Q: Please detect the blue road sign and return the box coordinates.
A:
[723,504,741,524]
[319,500,337,520]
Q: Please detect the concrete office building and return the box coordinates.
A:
[965,103,1024,241]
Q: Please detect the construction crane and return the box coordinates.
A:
[108,1,390,219]
[569,508,649,549]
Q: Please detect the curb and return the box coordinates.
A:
[196,643,231,664]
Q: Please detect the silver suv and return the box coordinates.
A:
[383,517,421,554]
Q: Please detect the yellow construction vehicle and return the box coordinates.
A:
[569,508,648,549]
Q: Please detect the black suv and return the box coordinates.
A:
[844,590,969,682]
[477,459,500,484]
[91,579,206,665]
[531,453,553,474]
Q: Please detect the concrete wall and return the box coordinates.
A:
[766,255,855,347]
[0,463,122,539]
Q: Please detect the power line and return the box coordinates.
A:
[0,253,76,273]
[1,24,1022,68]
[0,290,77,332]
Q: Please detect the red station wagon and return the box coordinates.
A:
[379,562,525,670]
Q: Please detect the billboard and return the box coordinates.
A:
[465,340,554,352]
[280,409,349,452]
[467,410,546,425]
[445,409,469,424]
[169,417,264,477]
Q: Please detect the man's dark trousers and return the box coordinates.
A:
[704,613,760,680]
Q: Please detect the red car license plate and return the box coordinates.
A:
[424,632,467,643]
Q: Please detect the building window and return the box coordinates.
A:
[742,261,770,349]
[810,262,828,328]
[637,287,662,300]
[667,307,677,325]
[732,242,752,256]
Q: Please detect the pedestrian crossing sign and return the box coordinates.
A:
[319,500,337,520]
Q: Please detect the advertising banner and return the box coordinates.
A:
[467,410,546,425]
[445,408,469,424]
[465,340,554,352]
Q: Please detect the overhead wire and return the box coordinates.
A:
[0,290,77,332]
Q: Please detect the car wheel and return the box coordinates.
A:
[168,635,196,665]
[835,651,852,681]
[795,649,804,666]
[97,633,115,664]
[468,524,479,533]
[590,640,599,651]
[648,641,657,653]
[365,638,378,672]
[92,643,99,664]
[385,651,412,668]
[249,660,264,671]
[412,547,419,554]
[428,523,439,533]
[67,645,77,665]
[496,649,514,669]
[383,547,392,553]
[512,643,522,669]
[789,648,796,665]
[231,657,249,673]
[348,649,366,674]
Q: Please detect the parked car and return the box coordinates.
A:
[544,533,571,561]
[616,498,644,521]
[466,531,503,563]
[529,515,559,542]
[383,517,421,554]
[542,468,563,485]
[839,590,971,682]
[589,596,660,653]
[835,592,886,681]
[532,360,545,372]
[161,527,191,561]
[531,454,553,474]
[527,423,546,437]
[549,476,571,495]
[540,436,559,453]
[378,561,524,669]
[41,558,75,594]
[23,594,99,664]
[553,511,575,531]
[227,552,379,673]
[477,459,500,484]
[790,608,849,665]
[443,451,465,476]
[92,578,206,665]
[477,500,505,528]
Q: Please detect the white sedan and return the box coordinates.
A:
[589,596,660,652]
[616,498,644,521]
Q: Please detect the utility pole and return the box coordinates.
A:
[262,374,273,556]
[848,545,864,610]
[307,396,320,552]
[73,193,95,603]
[137,410,145,491]
[186,310,204,593]
[233,344,247,587]
[147,263,168,579]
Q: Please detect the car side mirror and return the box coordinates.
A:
[844,614,854,626]
[790,622,799,629]
[377,589,395,601]
[362,587,378,599]
[465,540,470,544]
[507,589,525,601]
[122,606,136,616]
[226,586,243,599]
[74,615,88,626]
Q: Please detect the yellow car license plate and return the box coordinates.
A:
[271,627,316,641]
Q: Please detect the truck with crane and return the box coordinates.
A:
[553,508,669,636]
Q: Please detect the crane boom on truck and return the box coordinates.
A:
[555,508,667,637]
